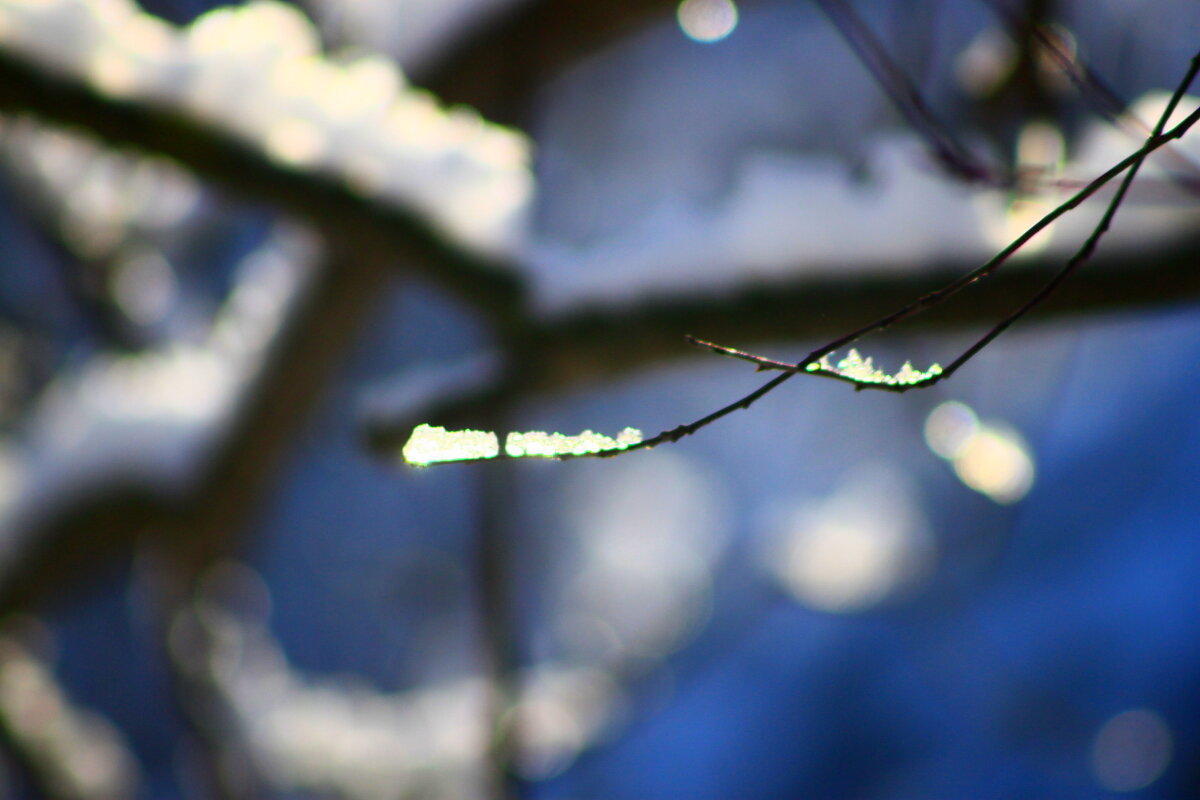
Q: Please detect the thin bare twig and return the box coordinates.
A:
[694,85,1199,382]
[366,232,1200,455]
[978,0,1125,119]
[976,0,1200,183]
[814,0,1000,184]
[392,50,1200,465]
[602,371,795,455]
[805,106,1200,369]
[936,50,1200,378]
[691,49,1200,400]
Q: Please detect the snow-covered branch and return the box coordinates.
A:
[0,0,529,324]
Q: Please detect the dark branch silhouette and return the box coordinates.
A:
[695,50,1200,388]
[390,48,1200,463]
[814,0,1001,184]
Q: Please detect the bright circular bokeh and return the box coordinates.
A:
[1091,709,1174,793]
[676,0,739,43]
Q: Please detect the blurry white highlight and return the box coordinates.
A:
[509,666,620,779]
[1091,708,1173,793]
[0,0,532,255]
[765,465,934,613]
[558,452,726,663]
[923,400,978,459]
[182,597,627,797]
[402,424,499,465]
[925,401,1034,504]
[402,425,642,464]
[0,226,316,527]
[111,248,178,326]
[0,119,201,260]
[955,27,1017,97]
[676,0,738,43]
[0,634,139,798]
[0,446,18,512]
[505,427,642,458]
[982,121,1066,254]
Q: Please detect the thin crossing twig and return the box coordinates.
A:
[694,52,1200,393]
[976,0,1200,185]
[815,0,1001,184]
[405,50,1200,463]
[935,51,1200,380]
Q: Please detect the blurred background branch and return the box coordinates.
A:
[0,45,525,331]
[361,230,1200,453]
[0,628,139,800]
[417,0,689,124]
[0,0,1198,798]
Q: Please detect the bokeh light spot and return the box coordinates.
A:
[765,465,934,613]
[559,452,726,662]
[677,0,738,43]
[1091,709,1173,793]
[924,400,978,459]
[956,27,1017,97]
[982,121,1065,254]
[952,425,1034,504]
[926,401,1035,504]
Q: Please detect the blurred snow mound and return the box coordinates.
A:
[525,96,1200,312]
[0,228,314,542]
[0,0,532,255]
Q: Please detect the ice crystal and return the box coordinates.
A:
[810,349,942,387]
[505,427,642,458]
[402,424,498,466]
[403,425,642,465]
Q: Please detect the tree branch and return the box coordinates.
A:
[691,51,1200,386]
[362,229,1200,454]
[416,0,685,125]
[0,45,526,334]
[0,240,389,614]
[815,0,1000,183]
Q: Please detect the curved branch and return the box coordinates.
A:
[362,230,1200,454]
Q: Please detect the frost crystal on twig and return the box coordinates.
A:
[806,349,943,387]
[402,425,643,465]
[505,428,643,458]
[402,424,499,465]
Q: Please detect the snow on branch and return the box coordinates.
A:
[402,424,643,466]
[678,53,1200,398]
[396,50,1200,465]
[0,0,530,334]
[0,0,531,254]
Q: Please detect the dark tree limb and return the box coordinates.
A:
[0,242,389,614]
[416,0,690,125]
[0,46,526,335]
[815,0,1000,183]
[362,228,1200,454]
